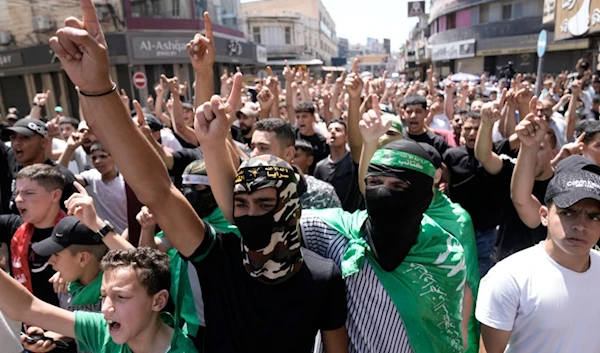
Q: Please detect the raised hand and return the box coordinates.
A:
[179,81,189,96]
[515,87,533,106]
[257,86,274,112]
[48,0,112,95]
[481,101,502,125]
[266,66,279,94]
[359,95,392,144]
[161,74,180,95]
[515,97,549,147]
[187,12,215,71]
[345,59,363,99]
[283,60,295,83]
[120,88,130,109]
[65,181,100,231]
[33,90,52,107]
[132,99,147,127]
[194,73,243,143]
[48,272,68,294]
[67,131,84,148]
[444,81,456,95]
[136,206,157,230]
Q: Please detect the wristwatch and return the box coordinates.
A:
[97,220,115,238]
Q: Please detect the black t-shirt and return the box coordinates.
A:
[187,222,347,353]
[174,132,199,149]
[443,145,506,232]
[231,125,252,146]
[404,130,450,157]
[0,144,16,214]
[494,159,551,261]
[295,129,329,175]
[169,147,204,187]
[0,214,59,308]
[314,152,364,212]
[10,160,77,214]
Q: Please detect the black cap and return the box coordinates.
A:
[554,155,600,175]
[544,170,600,208]
[133,114,164,132]
[32,216,104,257]
[2,118,48,138]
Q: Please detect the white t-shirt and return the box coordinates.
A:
[476,242,600,353]
[429,113,452,131]
[80,170,128,234]
[160,129,183,152]
[67,146,91,175]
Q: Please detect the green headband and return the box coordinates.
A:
[370,149,437,178]
[390,121,403,133]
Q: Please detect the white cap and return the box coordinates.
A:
[77,121,89,132]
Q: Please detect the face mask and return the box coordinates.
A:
[181,186,218,219]
[233,156,303,285]
[364,170,433,272]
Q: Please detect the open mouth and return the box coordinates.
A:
[17,208,27,217]
[107,319,122,333]
[566,237,586,246]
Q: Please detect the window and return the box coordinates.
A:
[131,0,192,19]
[447,12,456,29]
[479,4,489,23]
[285,27,292,45]
[513,2,523,18]
[253,27,261,43]
[502,4,512,20]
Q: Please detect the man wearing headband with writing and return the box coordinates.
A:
[301,100,466,353]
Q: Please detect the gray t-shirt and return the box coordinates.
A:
[80,170,128,234]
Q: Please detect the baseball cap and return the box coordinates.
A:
[32,216,104,257]
[544,170,600,208]
[2,117,48,138]
[58,117,80,127]
[182,102,194,111]
[6,113,18,121]
[78,121,89,132]
[236,107,258,120]
[54,106,63,113]
[555,155,600,175]
[133,114,163,132]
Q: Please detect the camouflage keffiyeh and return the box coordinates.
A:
[234,155,303,284]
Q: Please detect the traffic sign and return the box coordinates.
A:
[133,71,147,89]
[537,30,547,58]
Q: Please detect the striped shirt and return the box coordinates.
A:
[301,215,413,353]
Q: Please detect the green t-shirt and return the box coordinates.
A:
[74,311,197,353]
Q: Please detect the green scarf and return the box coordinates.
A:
[303,208,466,353]
[426,189,480,353]
[156,208,238,337]
[68,271,103,306]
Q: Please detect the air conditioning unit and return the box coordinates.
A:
[0,31,12,46]
[32,15,56,33]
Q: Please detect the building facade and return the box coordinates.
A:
[0,0,265,119]
[239,0,338,67]
[427,0,589,76]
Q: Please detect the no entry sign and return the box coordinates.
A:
[133,71,147,89]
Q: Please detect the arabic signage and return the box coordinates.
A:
[543,0,556,24]
[432,39,476,61]
[555,0,600,40]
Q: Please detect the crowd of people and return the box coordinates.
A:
[0,1,600,352]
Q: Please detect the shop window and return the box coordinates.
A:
[131,0,193,19]
[285,27,292,45]
[513,3,523,19]
[447,12,456,29]
[502,4,512,20]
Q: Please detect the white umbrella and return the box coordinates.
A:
[450,72,480,82]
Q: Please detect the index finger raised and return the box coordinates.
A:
[203,12,214,41]
[352,58,359,74]
[267,66,274,77]
[371,95,381,116]
[133,100,146,126]
[73,181,88,195]
[225,73,243,112]
[79,0,104,42]
[528,96,538,115]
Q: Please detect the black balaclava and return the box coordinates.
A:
[233,155,303,285]
[181,160,219,219]
[365,139,435,271]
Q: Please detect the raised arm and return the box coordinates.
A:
[194,74,243,224]
[565,80,581,143]
[346,59,365,163]
[29,91,51,120]
[0,268,75,339]
[163,75,198,146]
[190,12,216,108]
[50,0,204,257]
[66,182,135,250]
[475,102,504,175]
[511,98,548,228]
[266,67,281,119]
[283,60,296,125]
[57,132,84,168]
[358,95,392,195]
[444,81,455,119]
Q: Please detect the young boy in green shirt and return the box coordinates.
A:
[0,245,197,353]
